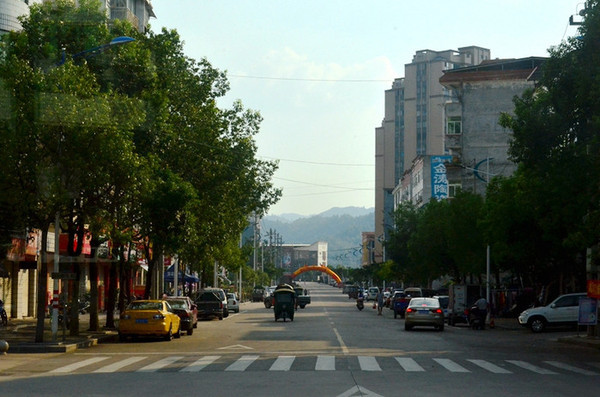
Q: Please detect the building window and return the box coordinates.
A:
[448,183,462,198]
[447,116,462,135]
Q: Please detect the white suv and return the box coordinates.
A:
[518,292,586,333]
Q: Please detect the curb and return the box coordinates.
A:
[4,332,118,354]
[557,335,600,349]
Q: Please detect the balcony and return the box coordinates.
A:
[110,7,139,29]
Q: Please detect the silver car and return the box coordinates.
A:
[404,297,445,331]
[226,292,240,313]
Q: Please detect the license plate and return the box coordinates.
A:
[135,319,148,324]
[417,310,429,314]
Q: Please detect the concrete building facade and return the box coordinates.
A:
[374,47,490,263]
[438,57,545,195]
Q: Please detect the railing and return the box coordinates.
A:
[110,7,139,28]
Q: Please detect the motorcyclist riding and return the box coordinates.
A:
[356,289,365,310]
[471,296,488,329]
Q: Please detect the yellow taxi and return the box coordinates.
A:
[118,300,182,341]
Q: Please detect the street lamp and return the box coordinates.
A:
[56,36,135,66]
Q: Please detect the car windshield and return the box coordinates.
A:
[128,301,162,311]
[167,300,188,309]
[408,298,439,308]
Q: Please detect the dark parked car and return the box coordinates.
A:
[166,296,198,335]
[252,286,266,302]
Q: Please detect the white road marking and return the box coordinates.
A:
[269,355,295,371]
[544,361,598,375]
[467,359,512,374]
[225,355,259,371]
[395,357,425,372]
[433,358,470,372]
[337,385,384,397]
[332,327,349,355]
[506,360,557,374]
[93,356,147,373]
[358,356,381,371]
[136,356,183,372]
[315,355,335,371]
[50,357,110,373]
[180,355,220,372]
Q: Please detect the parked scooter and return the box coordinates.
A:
[356,297,364,311]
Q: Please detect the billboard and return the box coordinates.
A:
[431,156,452,200]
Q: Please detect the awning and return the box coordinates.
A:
[164,264,199,283]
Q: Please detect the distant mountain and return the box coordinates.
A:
[262,207,374,268]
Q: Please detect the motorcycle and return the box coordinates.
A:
[467,305,486,330]
[356,297,364,311]
[0,300,7,326]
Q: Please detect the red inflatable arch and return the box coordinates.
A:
[291,265,342,284]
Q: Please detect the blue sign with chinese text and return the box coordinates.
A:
[431,156,452,199]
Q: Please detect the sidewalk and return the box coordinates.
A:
[0,313,118,354]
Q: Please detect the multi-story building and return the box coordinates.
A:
[0,0,42,34]
[99,0,155,33]
[374,47,490,262]
[389,57,545,228]
[0,1,155,35]
[438,57,545,195]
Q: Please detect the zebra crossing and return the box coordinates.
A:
[44,355,600,376]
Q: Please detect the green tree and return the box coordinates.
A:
[498,2,600,293]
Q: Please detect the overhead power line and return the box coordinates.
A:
[228,74,390,83]
[260,155,373,167]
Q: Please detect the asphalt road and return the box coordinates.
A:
[0,282,598,397]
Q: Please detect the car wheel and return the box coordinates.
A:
[394,311,397,319]
[164,326,173,341]
[118,333,126,342]
[529,317,546,333]
[405,323,412,331]
[174,324,182,339]
[224,308,229,318]
[219,315,223,320]
[187,326,194,336]
[438,324,444,331]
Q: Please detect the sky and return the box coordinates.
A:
[149,0,584,216]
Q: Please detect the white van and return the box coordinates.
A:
[366,287,379,301]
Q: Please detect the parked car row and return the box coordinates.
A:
[118,288,242,342]
[353,284,590,334]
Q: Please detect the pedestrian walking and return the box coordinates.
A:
[377,290,384,315]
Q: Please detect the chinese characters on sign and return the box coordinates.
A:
[431,156,452,200]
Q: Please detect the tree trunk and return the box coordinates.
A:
[69,264,81,336]
[105,247,119,329]
[35,223,50,343]
[88,259,99,331]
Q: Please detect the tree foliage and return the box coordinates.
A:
[0,0,280,341]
